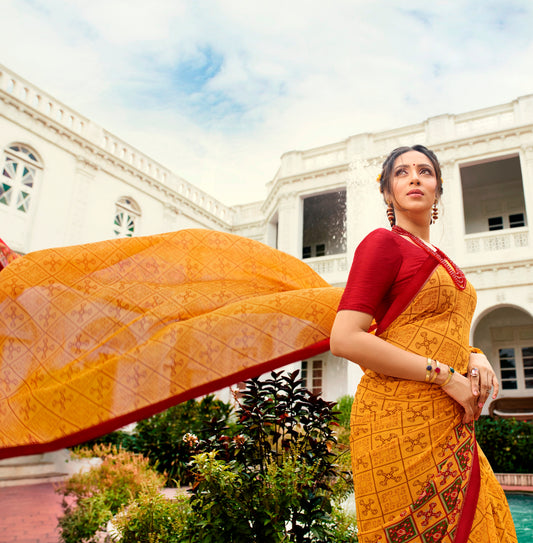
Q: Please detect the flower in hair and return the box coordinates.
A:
[376,174,381,183]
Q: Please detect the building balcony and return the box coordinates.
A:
[303,253,349,286]
[462,226,530,268]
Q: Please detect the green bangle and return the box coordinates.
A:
[440,366,455,387]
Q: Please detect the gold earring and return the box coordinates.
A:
[387,202,395,227]
[431,201,438,224]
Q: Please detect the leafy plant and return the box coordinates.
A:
[66,373,358,542]
[114,490,191,543]
[475,416,533,473]
[57,492,112,543]
[184,370,355,542]
[75,394,235,487]
[128,394,234,486]
[334,395,353,431]
[56,446,165,543]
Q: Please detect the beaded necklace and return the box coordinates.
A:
[392,225,467,290]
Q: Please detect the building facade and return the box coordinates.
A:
[1,63,532,412]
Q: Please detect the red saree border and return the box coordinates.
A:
[0,338,331,460]
[454,438,481,542]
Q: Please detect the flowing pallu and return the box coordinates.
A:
[0,229,343,459]
[350,265,517,543]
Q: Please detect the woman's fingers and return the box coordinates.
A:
[469,366,482,406]
[478,373,492,408]
[492,373,500,399]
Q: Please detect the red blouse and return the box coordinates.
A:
[337,228,430,324]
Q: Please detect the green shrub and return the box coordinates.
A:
[128,394,233,486]
[114,491,191,543]
[185,448,346,542]
[327,503,359,543]
[66,374,358,542]
[475,416,533,473]
[57,492,112,543]
[332,394,353,486]
[334,395,353,430]
[56,446,165,543]
[72,429,135,451]
[184,370,356,542]
[75,394,234,487]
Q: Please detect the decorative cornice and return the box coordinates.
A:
[75,155,99,172]
[464,259,533,290]
[0,77,234,229]
[262,163,349,214]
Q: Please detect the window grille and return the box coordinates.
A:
[488,216,504,231]
[509,213,525,228]
[301,359,323,395]
[113,196,141,238]
[1,144,42,213]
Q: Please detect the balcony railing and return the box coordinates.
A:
[303,254,349,278]
[465,227,529,253]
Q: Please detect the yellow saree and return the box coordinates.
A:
[350,266,517,542]
[0,228,519,542]
[0,229,342,458]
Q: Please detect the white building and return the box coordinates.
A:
[1,62,532,411]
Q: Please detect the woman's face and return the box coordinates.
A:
[386,150,438,216]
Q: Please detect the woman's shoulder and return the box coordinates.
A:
[354,228,403,264]
[359,228,401,249]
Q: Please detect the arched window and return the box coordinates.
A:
[113,196,141,237]
[1,143,42,213]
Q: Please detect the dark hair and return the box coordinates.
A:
[378,144,443,203]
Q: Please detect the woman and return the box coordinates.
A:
[330,145,516,542]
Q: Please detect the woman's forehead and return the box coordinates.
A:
[393,150,431,166]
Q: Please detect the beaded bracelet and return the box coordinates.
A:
[440,367,455,387]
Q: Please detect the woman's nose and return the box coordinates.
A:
[410,171,420,184]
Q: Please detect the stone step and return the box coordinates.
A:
[0,471,68,488]
[0,453,47,466]
[0,453,68,487]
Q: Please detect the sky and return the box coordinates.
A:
[2,0,533,205]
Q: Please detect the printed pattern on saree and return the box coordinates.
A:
[351,267,517,542]
[0,229,343,457]
[352,382,475,543]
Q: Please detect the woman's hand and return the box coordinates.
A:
[468,352,499,419]
[441,371,478,424]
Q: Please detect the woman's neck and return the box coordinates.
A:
[394,219,430,242]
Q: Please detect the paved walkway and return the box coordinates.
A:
[0,483,63,543]
[1,481,531,543]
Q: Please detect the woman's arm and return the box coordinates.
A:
[330,309,479,423]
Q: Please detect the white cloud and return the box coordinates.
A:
[2,0,533,204]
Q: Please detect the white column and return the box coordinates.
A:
[67,157,98,244]
[519,145,533,232]
[438,159,465,261]
[276,192,301,257]
[345,157,383,260]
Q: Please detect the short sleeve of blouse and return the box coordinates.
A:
[337,228,402,315]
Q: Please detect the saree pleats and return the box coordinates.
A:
[351,267,517,542]
[0,229,342,458]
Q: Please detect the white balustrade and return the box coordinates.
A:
[465,228,529,253]
[0,63,234,224]
[456,109,514,137]
[305,254,348,277]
